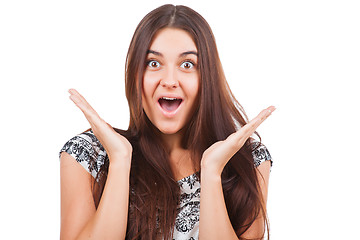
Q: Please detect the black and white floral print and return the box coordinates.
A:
[252,143,272,168]
[178,173,199,190]
[173,174,201,239]
[59,131,272,240]
[59,130,108,179]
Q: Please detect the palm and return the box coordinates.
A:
[202,106,275,175]
[68,89,132,163]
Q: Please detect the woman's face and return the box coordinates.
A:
[142,27,200,136]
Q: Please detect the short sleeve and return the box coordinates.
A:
[251,142,273,168]
[59,129,108,179]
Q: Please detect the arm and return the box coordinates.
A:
[199,159,271,240]
[199,164,238,239]
[60,89,133,239]
[60,152,131,240]
[241,160,271,238]
[199,106,275,239]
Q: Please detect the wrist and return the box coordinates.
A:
[108,155,132,173]
[200,158,222,178]
[200,164,222,182]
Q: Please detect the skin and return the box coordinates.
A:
[61,90,132,239]
[60,27,275,239]
[142,28,200,179]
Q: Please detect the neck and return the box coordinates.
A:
[159,130,196,180]
[160,130,184,153]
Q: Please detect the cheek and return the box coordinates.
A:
[142,72,162,118]
[184,74,200,99]
[142,71,160,99]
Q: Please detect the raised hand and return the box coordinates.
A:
[68,89,133,167]
[201,106,276,176]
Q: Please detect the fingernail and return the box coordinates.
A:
[267,106,276,114]
[69,94,80,103]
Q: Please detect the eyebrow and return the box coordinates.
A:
[147,49,198,57]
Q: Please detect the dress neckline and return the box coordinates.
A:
[176,171,199,183]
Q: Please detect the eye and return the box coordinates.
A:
[147,60,161,68]
[180,61,195,70]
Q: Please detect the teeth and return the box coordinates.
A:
[162,97,177,101]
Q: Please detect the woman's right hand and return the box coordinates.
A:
[68,88,133,167]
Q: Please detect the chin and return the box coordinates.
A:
[156,123,184,135]
[158,127,180,135]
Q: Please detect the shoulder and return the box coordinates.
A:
[59,129,108,178]
[250,140,273,168]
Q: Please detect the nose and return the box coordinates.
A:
[160,67,179,89]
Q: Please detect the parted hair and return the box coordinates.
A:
[90,4,269,240]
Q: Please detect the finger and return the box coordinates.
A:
[68,88,95,115]
[248,105,276,131]
[68,89,102,125]
[229,106,276,145]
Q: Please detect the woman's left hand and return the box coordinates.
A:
[201,106,276,176]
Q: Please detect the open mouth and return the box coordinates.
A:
[158,97,183,112]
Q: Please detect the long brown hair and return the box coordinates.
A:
[91,4,269,239]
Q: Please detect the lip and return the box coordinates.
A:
[157,93,183,100]
[156,94,184,118]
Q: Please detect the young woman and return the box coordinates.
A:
[59,4,275,240]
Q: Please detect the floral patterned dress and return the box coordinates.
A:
[59,130,272,240]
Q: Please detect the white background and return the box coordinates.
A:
[1,0,359,239]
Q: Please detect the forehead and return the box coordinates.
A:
[149,28,197,55]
